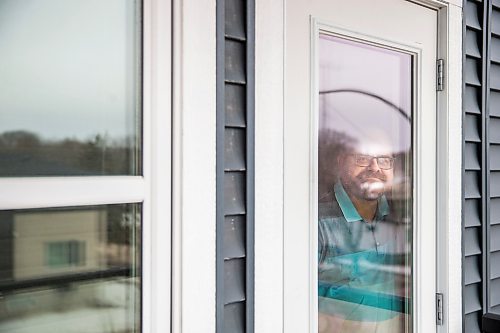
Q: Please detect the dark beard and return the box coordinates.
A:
[355,170,387,183]
[342,171,387,201]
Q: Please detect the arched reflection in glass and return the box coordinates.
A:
[317,33,413,333]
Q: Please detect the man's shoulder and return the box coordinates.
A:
[318,190,342,219]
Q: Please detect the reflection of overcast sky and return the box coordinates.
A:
[319,34,412,153]
[0,0,139,141]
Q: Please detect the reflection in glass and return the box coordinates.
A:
[317,34,413,333]
[0,0,142,176]
[0,204,141,333]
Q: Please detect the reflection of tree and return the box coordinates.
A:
[104,205,141,270]
[106,205,141,245]
[0,130,137,175]
[107,205,132,245]
[318,129,356,196]
[0,130,41,149]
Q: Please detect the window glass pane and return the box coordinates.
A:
[0,204,141,333]
[317,34,413,333]
[0,0,142,176]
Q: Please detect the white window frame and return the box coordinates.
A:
[254,0,462,332]
[171,0,217,332]
[0,0,173,331]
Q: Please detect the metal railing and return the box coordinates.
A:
[483,313,500,333]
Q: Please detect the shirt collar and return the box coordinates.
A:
[333,182,389,222]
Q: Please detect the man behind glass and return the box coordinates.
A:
[318,138,409,333]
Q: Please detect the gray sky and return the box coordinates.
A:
[319,34,412,153]
[0,0,140,141]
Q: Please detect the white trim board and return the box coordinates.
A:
[436,4,463,333]
[172,0,217,332]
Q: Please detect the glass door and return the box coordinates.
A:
[283,1,438,332]
[317,33,413,333]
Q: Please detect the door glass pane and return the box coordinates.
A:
[317,34,413,333]
[0,204,141,333]
[0,0,142,176]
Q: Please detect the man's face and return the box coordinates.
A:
[338,144,394,201]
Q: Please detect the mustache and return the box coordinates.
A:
[356,170,387,182]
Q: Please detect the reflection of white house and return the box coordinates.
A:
[13,210,106,279]
[0,209,140,333]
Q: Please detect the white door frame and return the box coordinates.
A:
[253,0,462,332]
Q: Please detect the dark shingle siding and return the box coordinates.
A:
[217,0,254,332]
[463,1,486,332]
[463,0,500,331]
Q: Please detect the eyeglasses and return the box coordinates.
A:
[351,154,395,170]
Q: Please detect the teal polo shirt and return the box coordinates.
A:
[318,183,410,322]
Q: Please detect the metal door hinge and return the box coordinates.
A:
[436,293,444,325]
[437,59,444,91]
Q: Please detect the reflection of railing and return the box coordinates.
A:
[319,89,411,123]
[318,281,411,314]
[0,267,133,293]
[483,313,500,333]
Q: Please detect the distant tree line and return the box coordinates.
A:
[0,130,138,175]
